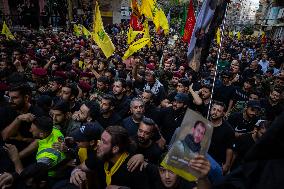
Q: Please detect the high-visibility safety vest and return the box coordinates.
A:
[36,127,65,177]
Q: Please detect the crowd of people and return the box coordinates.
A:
[0,19,283,189]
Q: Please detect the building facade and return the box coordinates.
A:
[255,0,284,41]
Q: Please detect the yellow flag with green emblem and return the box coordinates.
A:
[73,24,82,37]
[123,37,150,60]
[141,0,169,34]
[81,25,91,38]
[92,2,115,58]
[1,21,15,40]
[141,0,160,31]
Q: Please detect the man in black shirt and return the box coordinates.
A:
[133,117,163,164]
[231,120,271,170]
[261,87,284,121]
[195,84,212,117]
[132,60,166,105]
[213,71,235,110]
[70,126,150,189]
[112,78,131,119]
[208,101,235,175]
[58,83,80,113]
[159,93,189,144]
[228,100,261,137]
[140,90,161,124]
[1,83,44,161]
[97,94,122,129]
[122,98,145,137]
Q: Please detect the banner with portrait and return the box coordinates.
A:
[161,109,213,181]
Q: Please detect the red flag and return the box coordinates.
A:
[182,0,196,43]
[130,14,144,31]
[130,0,144,31]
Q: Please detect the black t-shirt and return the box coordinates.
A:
[232,86,249,103]
[113,94,131,119]
[4,105,44,150]
[85,154,150,189]
[97,112,122,129]
[261,99,284,121]
[158,107,186,144]
[122,116,139,137]
[213,84,235,107]
[133,137,163,164]
[145,163,196,189]
[232,133,255,169]
[208,121,235,165]
[227,112,258,134]
[144,104,161,125]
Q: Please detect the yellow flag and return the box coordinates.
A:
[73,24,82,37]
[127,26,143,45]
[123,37,150,60]
[1,21,15,40]
[141,0,160,30]
[81,25,91,38]
[237,31,241,40]
[141,0,154,20]
[261,31,265,38]
[92,2,115,58]
[141,0,169,34]
[216,28,221,45]
[142,20,151,46]
[157,9,169,35]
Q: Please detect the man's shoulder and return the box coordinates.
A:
[122,116,133,124]
[221,120,235,132]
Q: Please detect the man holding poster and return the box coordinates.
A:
[161,109,213,182]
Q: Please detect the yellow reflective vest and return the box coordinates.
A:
[36,127,65,177]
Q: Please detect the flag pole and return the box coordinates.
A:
[206,3,229,120]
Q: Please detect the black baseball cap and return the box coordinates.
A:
[71,123,102,142]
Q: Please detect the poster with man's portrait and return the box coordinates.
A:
[161,109,213,181]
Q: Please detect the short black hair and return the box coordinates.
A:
[178,78,190,87]
[9,83,32,97]
[97,76,110,85]
[33,116,53,134]
[143,90,154,99]
[51,100,70,113]
[106,68,116,77]
[101,94,116,107]
[84,101,100,121]
[141,117,156,127]
[114,78,127,88]
[65,83,79,98]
